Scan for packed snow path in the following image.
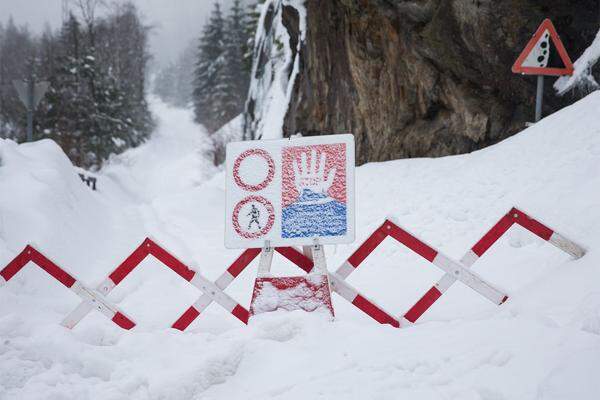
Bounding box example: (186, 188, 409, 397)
(1, 95, 600, 399)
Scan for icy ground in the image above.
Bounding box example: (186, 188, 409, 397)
(1, 95, 600, 399)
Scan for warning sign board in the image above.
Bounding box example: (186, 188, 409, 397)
(512, 19, 573, 76)
(225, 134, 355, 248)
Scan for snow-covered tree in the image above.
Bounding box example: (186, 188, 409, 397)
(14, 3, 155, 168)
(220, 0, 251, 121)
(192, 1, 260, 134)
(193, 2, 227, 132)
(0, 18, 36, 140)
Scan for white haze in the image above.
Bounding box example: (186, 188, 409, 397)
(0, 0, 239, 67)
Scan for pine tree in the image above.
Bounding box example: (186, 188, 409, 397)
(220, 0, 250, 120)
(244, 0, 265, 75)
(0, 6, 153, 166)
(193, 1, 226, 132)
(44, 13, 91, 164)
(0, 18, 36, 140)
(192, 0, 261, 133)
(42, 9, 152, 168)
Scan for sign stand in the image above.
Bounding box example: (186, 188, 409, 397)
(257, 240, 274, 277)
(250, 238, 335, 318)
(227, 134, 354, 319)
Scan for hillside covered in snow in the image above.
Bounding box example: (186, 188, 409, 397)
(0, 93, 599, 399)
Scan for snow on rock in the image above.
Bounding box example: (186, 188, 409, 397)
(555, 29, 600, 95)
(0, 93, 600, 399)
(244, 0, 307, 140)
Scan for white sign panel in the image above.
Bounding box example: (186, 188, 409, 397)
(225, 134, 355, 248)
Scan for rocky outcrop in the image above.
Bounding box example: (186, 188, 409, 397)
(245, 0, 598, 164)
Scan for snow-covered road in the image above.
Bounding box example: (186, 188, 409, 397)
(1, 95, 600, 399)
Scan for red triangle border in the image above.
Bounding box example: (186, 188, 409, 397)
(512, 18, 574, 76)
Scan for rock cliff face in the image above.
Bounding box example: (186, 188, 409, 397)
(246, 0, 598, 164)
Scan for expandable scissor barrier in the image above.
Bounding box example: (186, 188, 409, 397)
(0, 207, 586, 330)
(62, 238, 250, 330)
(404, 207, 584, 322)
(0, 246, 134, 329)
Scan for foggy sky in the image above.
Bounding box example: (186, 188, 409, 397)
(0, 0, 238, 67)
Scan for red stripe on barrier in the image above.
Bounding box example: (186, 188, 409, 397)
(276, 247, 314, 273)
(512, 208, 554, 241)
(109, 241, 150, 285)
(172, 306, 200, 331)
(231, 304, 250, 324)
(0, 247, 32, 282)
(28, 247, 77, 288)
(386, 222, 438, 262)
(146, 240, 196, 282)
(227, 248, 261, 278)
(403, 286, 443, 323)
(471, 214, 514, 257)
(352, 294, 400, 328)
(112, 312, 135, 330)
(347, 225, 388, 268)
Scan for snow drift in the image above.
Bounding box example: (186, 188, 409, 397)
(1, 93, 600, 399)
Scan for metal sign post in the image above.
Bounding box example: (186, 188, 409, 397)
(12, 79, 50, 142)
(535, 75, 544, 122)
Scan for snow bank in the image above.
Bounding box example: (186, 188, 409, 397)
(1, 93, 600, 399)
(0, 138, 112, 280)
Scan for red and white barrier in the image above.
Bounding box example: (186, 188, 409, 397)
(172, 248, 261, 330)
(172, 246, 326, 330)
(404, 207, 585, 322)
(174, 244, 399, 328)
(334, 219, 509, 323)
(0, 207, 586, 330)
(270, 247, 402, 327)
(0, 246, 135, 329)
(63, 238, 250, 329)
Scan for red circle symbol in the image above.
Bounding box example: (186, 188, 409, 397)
(233, 148, 275, 192)
(232, 195, 275, 239)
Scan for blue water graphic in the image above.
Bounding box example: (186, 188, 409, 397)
(282, 189, 347, 238)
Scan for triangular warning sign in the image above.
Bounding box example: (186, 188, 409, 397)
(512, 19, 573, 76)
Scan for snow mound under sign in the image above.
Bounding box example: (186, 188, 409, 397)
(0, 93, 600, 399)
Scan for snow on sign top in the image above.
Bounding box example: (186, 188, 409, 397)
(225, 134, 355, 248)
(512, 19, 573, 76)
